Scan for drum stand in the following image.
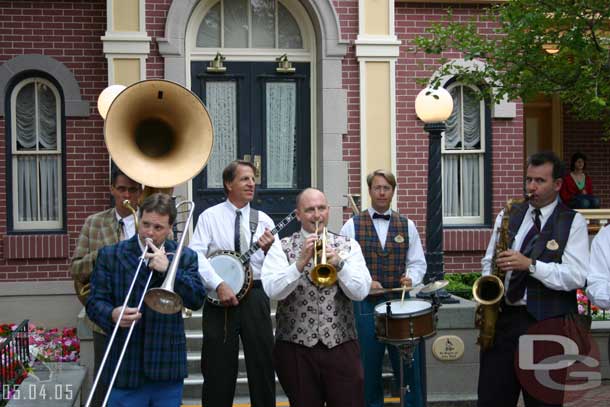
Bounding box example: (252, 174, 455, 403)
(380, 337, 420, 407)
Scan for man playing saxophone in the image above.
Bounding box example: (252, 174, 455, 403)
(477, 151, 589, 407)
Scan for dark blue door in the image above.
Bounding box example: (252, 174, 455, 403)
(191, 61, 310, 236)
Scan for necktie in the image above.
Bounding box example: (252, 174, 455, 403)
(372, 212, 391, 221)
(118, 219, 125, 241)
(506, 208, 541, 303)
(234, 210, 242, 253)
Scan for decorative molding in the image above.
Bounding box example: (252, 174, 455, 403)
(0, 55, 90, 116)
(101, 34, 151, 55)
(355, 37, 401, 58)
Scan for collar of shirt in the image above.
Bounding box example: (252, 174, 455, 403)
(225, 200, 250, 229)
(366, 207, 391, 247)
(300, 228, 317, 240)
(367, 207, 391, 219)
(527, 198, 558, 230)
(115, 211, 136, 240)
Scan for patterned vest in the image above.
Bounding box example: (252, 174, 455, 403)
(507, 201, 577, 320)
(275, 232, 358, 348)
(354, 211, 410, 294)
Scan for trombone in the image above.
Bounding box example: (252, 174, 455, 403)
(85, 200, 196, 407)
(310, 221, 338, 287)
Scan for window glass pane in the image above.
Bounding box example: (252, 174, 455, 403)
(16, 83, 36, 151)
(16, 156, 37, 222)
(278, 3, 302, 49)
(39, 155, 60, 220)
(444, 87, 461, 150)
(442, 155, 460, 217)
(206, 81, 238, 188)
(16, 156, 60, 222)
(462, 86, 481, 150)
(224, 0, 249, 48)
(461, 155, 480, 216)
(266, 82, 297, 188)
(252, 0, 275, 48)
(197, 3, 221, 48)
(37, 82, 57, 150)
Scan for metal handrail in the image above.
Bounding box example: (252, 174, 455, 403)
(0, 320, 30, 402)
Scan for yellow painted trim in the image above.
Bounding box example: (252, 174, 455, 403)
(363, 0, 389, 36)
(365, 61, 392, 178)
(113, 59, 141, 86)
(113, 0, 140, 32)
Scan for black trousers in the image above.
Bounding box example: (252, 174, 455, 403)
(477, 306, 563, 407)
(201, 285, 275, 407)
(273, 340, 365, 407)
(91, 331, 109, 407)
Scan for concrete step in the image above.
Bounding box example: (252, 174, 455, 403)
(183, 373, 285, 400)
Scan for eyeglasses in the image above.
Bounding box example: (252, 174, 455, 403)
(372, 186, 392, 192)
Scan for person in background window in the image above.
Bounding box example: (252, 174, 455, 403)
(70, 168, 141, 406)
(560, 152, 600, 209)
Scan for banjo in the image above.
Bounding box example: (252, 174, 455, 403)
(207, 210, 297, 305)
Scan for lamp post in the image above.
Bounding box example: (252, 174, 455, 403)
(415, 87, 458, 303)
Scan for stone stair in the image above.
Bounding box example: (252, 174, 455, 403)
(182, 306, 396, 406)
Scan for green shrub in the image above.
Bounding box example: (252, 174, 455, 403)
(444, 272, 481, 300)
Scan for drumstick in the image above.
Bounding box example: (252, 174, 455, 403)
(401, 268, 409, 304)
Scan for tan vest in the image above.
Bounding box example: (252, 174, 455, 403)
(275, 232, 357, 348)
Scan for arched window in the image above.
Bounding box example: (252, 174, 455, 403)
(196, 0, 303, 49)
(442, 82, 490, 225)
(8, 77, 63, 231)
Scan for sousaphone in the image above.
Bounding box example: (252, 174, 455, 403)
(74, 80, 214, 306)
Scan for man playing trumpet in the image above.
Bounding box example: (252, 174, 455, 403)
(86, 193, 205, 406)
(340, 170, 427, 407)
(262, 188, 371, 406)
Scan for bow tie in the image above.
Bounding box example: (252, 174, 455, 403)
(372, 213, 390, 220)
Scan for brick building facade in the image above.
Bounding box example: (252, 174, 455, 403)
(0, 0, 607, 300)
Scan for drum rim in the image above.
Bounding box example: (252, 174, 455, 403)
(373, 299, 433, 318)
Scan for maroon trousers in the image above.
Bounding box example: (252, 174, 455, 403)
(273, 339, 365, 407)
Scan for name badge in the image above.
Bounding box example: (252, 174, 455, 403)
(394, 234, 405, 244)
(546, 239, 559, 251)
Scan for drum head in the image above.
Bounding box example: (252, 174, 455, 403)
(374, 299, 431, 317)
(207, 254, 246, 302)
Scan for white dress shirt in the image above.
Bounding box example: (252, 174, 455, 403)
(261, 229, 372, 301)
(340, 208, 427, 286)
(586, 226, 610, 309)
(481, 198, 589, 305)
(190, 201, 278, 291)
(115, 211, 136, 240)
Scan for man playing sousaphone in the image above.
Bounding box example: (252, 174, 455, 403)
(189, 160, 278, 407)
(340, 169, 427, 407)
(70, 167, 141, 407)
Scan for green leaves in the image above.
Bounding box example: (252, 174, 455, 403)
(412, 0, 610, 136)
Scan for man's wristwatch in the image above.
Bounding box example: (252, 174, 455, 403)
(336, 259, 345, 271)
(528, 259, 536, 274)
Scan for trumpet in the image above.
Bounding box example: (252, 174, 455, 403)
(310, 221, 338, 287)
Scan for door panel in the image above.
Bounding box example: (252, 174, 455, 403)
(191, 61, 310, 236)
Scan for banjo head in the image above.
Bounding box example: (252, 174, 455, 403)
(207, 250, 251, 306)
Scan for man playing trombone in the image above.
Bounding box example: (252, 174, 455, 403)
(262, 188, 371, 406)
(86, 193, 205, 406)
(70, 168, 141, 406)
(340, 170, 427, 407)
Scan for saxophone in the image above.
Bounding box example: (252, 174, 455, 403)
(472, 197, 525, 350)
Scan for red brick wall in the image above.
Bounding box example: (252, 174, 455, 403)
(336, 2, 525, 273)
(145, 0, 171, 79)
(0, 0, 108, 281)
(562, 111, 610, 208)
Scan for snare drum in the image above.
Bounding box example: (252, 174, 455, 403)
(374, 299, 436, 342)
(207, 250, 252, 306)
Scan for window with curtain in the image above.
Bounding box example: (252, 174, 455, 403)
(196, 0, 303, 49)
(9, 77, 63, 231)
(442, 83, 486, 225)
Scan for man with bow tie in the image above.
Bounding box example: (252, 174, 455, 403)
(340, 169, 427, 407)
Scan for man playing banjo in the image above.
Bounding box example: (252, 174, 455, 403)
(190, 159, 278, 407)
